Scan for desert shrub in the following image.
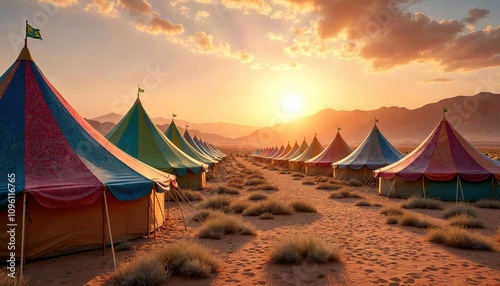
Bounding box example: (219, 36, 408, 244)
(302, 180, 316, 185)
(226, 183, 245, 190)
(245, 178, 266, 186)
(348, 178, 363, 186)
(427, 227, 494, 250)
(400, 197, 443, 210)
(260, 212, 274, 220)
(475, 199, 500, 209)
(269, 235, 341, 264)
(197, 195, 232, 212)
(329, 187, 363, 199)
(315, 176, 330, 183)
(242, 200, 294, 216)
(228, 177, 244, 184)
(246, 174, 265, 180)
(0, 269, 35, 286)
(156, 240, 219, 278)
(230, 200, 251, 214)
(443, 204, 478, 218)
(354, 200, 371, 206)
(248, 192, 268, 201)
(317, 183, 342, 191)
(197, 214, 256, 239)
(253, 184, 279, 191)
(448, 214, 484, 229)
(385, 216, 399, 224)
(214, 185, 241, 195)
(399, 212, 435, 228)
(107, 253, 168, 286)
(115, 240, 133, 251)
(292, 173, 305, 178)
(290, 200, 317, 213)
(380, 207, 404, 216)
(372, 202, 383, 207)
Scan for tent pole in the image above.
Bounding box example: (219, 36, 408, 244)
(147, 194, 151, 239)
(102, 196, 106, 255)
(20, 192, 27, 277)
(455, 176, 459, 203)
(458, 176, 465, 201)
(152, 193, 165, 246)
(103, 191, 117, 270)
(422, 176, 426, 198)
(152, 191, 156, 238)
(387, 177, 396, 198)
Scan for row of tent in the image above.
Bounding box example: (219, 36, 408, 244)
(0, 45, 224, 262)
(252, 117, 500, 201)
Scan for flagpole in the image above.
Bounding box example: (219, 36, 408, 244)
(25, 20, 28, 47)
(137, 85, 139, 98)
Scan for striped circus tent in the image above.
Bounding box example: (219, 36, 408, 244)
(375, 114, 500, 201)
(272, 141, 298, 166)
(106, 98, 208, 189)
(305, 130, 352, 176)
(289, 135, 324, 172)
(274, 138, 308, 168)
(332, 123, 403, 184)
(0, 45, 176, 261)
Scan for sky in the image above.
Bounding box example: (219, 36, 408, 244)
(1, 0, 500, 127)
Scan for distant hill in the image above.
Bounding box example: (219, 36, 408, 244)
(86, 119, 116, 135)
(237, 92, 500, 149)
(90, 112, 124, 125)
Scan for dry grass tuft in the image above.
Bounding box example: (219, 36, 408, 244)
(226, 183, 245, 189)
(107, 253, 168, 286)
(242, 200, 294, 216)
(248, 192, 268, 201)
(315, 176, 330, 183)
(380, 207, 404, 216)
(316, 183, 342, 191)
(229, 200, 251, 214)
(246, 174, 265, 180)
(214, 185, 241, 195)
(385, 216, 399, 224)
(329, 187, 363, 199)
(0, 269, 35, 286)
(348, 178, 363, 186)
(372, 202, 383, 207)
(197, 214, 256, 239)
(156, 240, 220, 278)
(398, 212, 436, 228)
(448, 214, 484, 229)
(245, 178, 266, 186)
(269, 235, 342, 264)
(197, 195, 232, 212)
(427, 227, 494, 250)
(192, 209, 226, 222)
(292, 173, 305, 178)
(400, 197, 443, 210)
(302, 180, 316, 185)
(443, 204, 478, 218)
(475, 199, 500, 209)
(260, 212, 274, 220)
(290, 200, 317, 213)
(253, 184, 279, 191)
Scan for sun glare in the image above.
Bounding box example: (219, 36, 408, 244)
(283, 93, 303, 115)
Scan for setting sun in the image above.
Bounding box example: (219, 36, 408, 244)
(283, 93, 303, 116)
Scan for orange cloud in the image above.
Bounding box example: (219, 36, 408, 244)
(39, 0, 78, 7)
(267, 32, 285, 41)
(423, 78, 453, 83)
(195, 10, 210, 21)
(118, 0, 152, 15)
(188, 31, 216, 53)
(85, 0, 118, 17)
(281, 0, 499, 71)
(221, 0, 272, 15)
(271, 62, 304, 70)
(136, 13, 184, 35)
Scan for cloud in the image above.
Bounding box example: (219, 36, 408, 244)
(118, 0, 152, 15)
(179, 6, 191, 17)
(281, 0, 500, 71)
(136, 13, 184, 35)
(195, 10, 210, 21)
(220, 0, 272, 15)
(170, 0, 188, 7)
(464, 8, 489, 24)
(85, 0, 119, 17)
(422, 78, 453, 83)
(188, 31, 216, 53)
(39, 0, 78, 7)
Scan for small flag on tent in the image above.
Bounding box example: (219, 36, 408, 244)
(443, 106, 448, 113)
(26, 22, 42, 40)
(173, 113, 177, 118)
(338, 127, 342, 131)
(375, 118, 379, 123)
(186, 124, 189, 128)
(138, 87, 145, 93)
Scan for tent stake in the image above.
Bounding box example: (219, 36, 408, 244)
(20, 192, 27, 277)
(103, 191, 117, 270)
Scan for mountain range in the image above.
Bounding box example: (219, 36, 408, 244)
(86, 92, 500, 150)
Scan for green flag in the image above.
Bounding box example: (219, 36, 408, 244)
(338, 127, 342, 131)
(375, 118, 379, 123)
(173, 113, 177, 118)
(443, 106, 448, 113)
(138, 87, 145, 93)
(26, 23, 42, 40)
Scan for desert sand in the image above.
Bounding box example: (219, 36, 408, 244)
(23, 156, 500, 286)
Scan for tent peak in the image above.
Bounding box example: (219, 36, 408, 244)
(17, 44, 33, 62)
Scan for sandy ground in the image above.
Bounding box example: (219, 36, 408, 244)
(23, 156, 500, 285)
